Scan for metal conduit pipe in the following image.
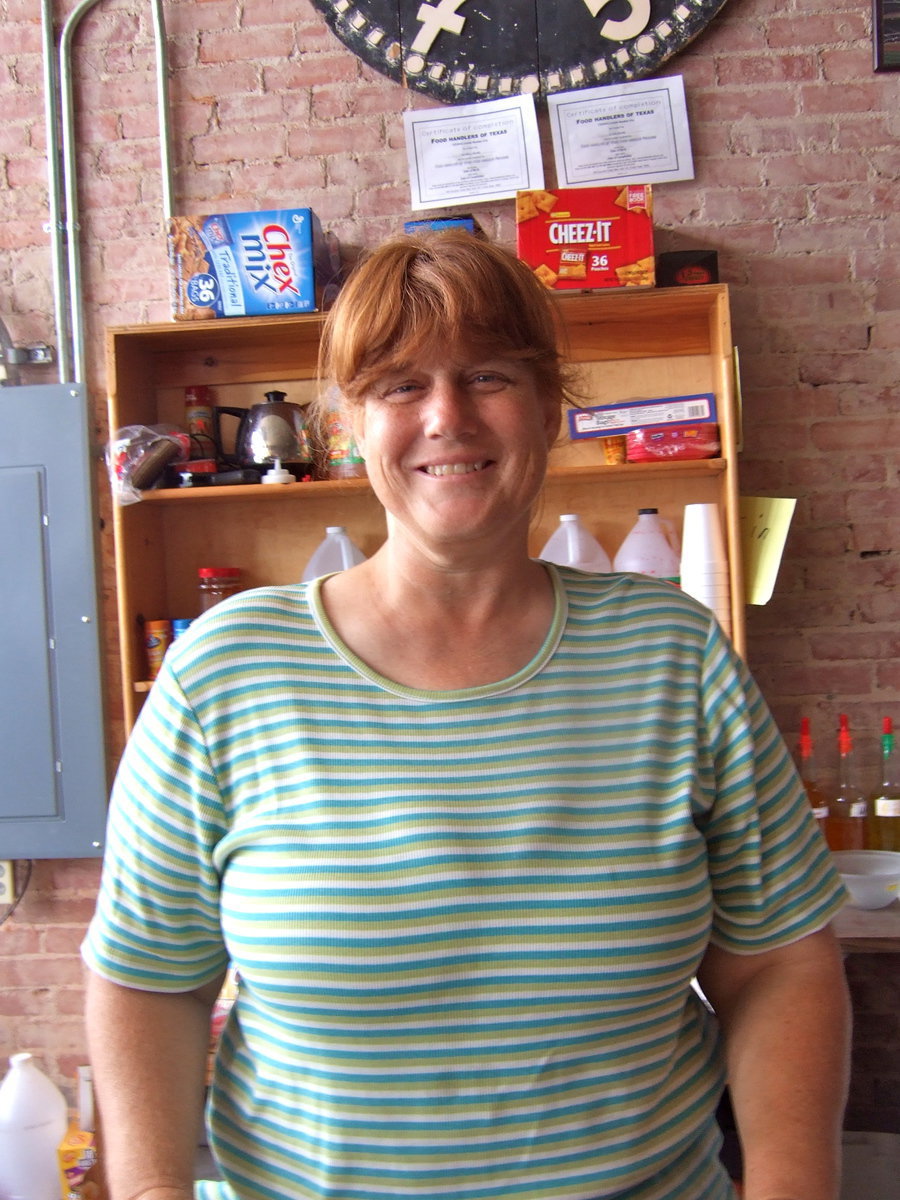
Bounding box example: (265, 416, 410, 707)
(42, 0, 176, 383)
(40, 0, 72, 382)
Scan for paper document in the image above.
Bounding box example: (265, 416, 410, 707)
(739, 497, 797, 605)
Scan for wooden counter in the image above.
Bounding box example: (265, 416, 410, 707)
(835, 901, 900, 953)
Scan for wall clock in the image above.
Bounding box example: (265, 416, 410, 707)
(310, 0, 731, 104)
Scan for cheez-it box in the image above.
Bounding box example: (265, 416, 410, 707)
(516, 185, 654, 292)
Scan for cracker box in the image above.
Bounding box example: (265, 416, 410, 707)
(515, 185, 654, 292)
(568, 393, 718, 440)
(168, 208, 335, 320)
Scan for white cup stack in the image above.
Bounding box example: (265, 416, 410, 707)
(680, 503, 731, 635)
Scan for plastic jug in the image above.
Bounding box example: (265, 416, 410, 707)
(613, 508, 681, 582)
(0, 1053, 68, 1200)
(301, 527, 367, 581)
(539, 514, 611, 573)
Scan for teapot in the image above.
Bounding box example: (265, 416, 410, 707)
(216, 391, 313, 481)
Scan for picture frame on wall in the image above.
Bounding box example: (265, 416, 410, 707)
(874, 0, 900, 70)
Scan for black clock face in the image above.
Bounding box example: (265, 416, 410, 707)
(310, 0, 731, 104)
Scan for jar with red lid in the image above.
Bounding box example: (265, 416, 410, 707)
(198, 566, 243, 612)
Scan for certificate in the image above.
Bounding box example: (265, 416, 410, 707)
(548, 76, 694, 187)
(404, 95, 544, 210)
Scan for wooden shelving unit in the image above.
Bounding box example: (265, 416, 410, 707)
(107, 284, 743, 729)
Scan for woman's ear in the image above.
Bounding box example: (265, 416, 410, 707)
(543, 401, 562, 448)
(349, 402, 366, 456)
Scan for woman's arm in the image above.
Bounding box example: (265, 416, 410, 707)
(697, 925, 851, 1200)
(85, 968, 225, 1200)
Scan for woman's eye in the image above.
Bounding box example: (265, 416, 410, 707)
(378, 381, 422, 401)
(471, 371, 509, 389)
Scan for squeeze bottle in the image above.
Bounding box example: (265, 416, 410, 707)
(612, 508, 681, 582)
(0, 1053, 68, 1200)
(301, 527, 367, 581)
(538, 514, 611, 573)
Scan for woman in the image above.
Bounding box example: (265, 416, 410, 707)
(84, 232, 850, 1200)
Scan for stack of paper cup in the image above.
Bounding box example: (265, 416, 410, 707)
(680, 503, 731, 634)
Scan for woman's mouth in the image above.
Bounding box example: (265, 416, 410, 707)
(421, 461, 490, 477)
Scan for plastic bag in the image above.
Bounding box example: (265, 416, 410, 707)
(107, 425, 190, 505)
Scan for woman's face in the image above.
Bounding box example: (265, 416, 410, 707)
(352, 348, 560, 560)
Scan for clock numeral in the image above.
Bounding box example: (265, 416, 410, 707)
(411, 0, 468, 54)
(582, 0, 651, 41)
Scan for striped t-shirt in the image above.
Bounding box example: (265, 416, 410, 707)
(83, 567, 845, 1200)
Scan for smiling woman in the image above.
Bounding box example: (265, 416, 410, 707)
(84, 231, 851, 1200)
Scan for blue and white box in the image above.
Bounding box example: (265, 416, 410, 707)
(168, 208, 335, 319)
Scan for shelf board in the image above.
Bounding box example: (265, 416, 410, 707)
(131, 458, 727, 505)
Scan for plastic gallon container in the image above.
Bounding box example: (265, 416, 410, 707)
(301, 527, 367, 582)
(613, 508, 681, 582)
(0, 1053, 69, 1200)
(539, 514, 611, 573)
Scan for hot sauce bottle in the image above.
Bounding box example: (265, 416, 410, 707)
(867, 718, 900, 851)
(796, 717, 829, 835)
(824, 713, 867, 851)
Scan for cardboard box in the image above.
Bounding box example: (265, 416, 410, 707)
(568, 392, 718, 440)
(516, 185, 654, 292)
(168, 208, 336, 320)
(656, 249, 719, 287)
(58, 1125, 98, 1200)
(403, 216, 483, 236)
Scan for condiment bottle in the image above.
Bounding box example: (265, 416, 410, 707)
(796, 717, 829, 834)
(184, 385, 217, 462)
(868, 717, 900, 851)
(198, 566, 243, 612)
(143, 618, 172, 679)
(824, 713, 867, 851)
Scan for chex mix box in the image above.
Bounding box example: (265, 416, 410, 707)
(516, 185, 654, 292)
(168, 208, 334, 319)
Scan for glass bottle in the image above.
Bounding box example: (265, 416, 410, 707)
(796, 717, 829, 835)
(824, 713, 867, 851)
(198, 566, 243, 612)
(867, 718, 900, 851)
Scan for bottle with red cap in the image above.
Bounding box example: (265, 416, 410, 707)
(824, 713, 867, 851)
(796, 717, 829, 836)
(198, 566, 243, 612)
(867, 717, 900, 851)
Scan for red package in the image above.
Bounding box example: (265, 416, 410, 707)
(626, 424, 720, 462)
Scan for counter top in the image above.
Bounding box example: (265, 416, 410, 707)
(834, 901, 900, 953)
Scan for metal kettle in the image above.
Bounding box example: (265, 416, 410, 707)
(216, 391, 313, 481)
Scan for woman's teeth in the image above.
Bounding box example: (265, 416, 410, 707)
(424, 461, 487, 476)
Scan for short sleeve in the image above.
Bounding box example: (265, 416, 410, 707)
(81, 656, 230, 991)
(697, 625, 846, 953)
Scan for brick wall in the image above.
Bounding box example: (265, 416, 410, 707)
(1, 0, 897, 1115)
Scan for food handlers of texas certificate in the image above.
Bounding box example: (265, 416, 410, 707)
(403, 95, 544, 210)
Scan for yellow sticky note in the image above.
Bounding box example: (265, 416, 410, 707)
(739, 496, 796, 605)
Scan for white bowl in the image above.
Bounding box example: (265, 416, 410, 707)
(833, 851, 900, 910)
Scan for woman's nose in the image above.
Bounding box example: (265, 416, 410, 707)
(421, 375, 476, 438)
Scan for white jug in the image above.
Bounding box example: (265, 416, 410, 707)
(301, 526, 367, 581)
(539, 514, 611, 573)
(613, 508, 681, 582)
(0, 1053, 68, 1200)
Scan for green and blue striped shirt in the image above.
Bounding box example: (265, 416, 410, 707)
(83, 567, 844, 1200)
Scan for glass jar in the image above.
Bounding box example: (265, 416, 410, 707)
(198, 566, 243, 612)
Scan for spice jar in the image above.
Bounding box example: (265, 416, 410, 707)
(198, 566, 243, 612)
